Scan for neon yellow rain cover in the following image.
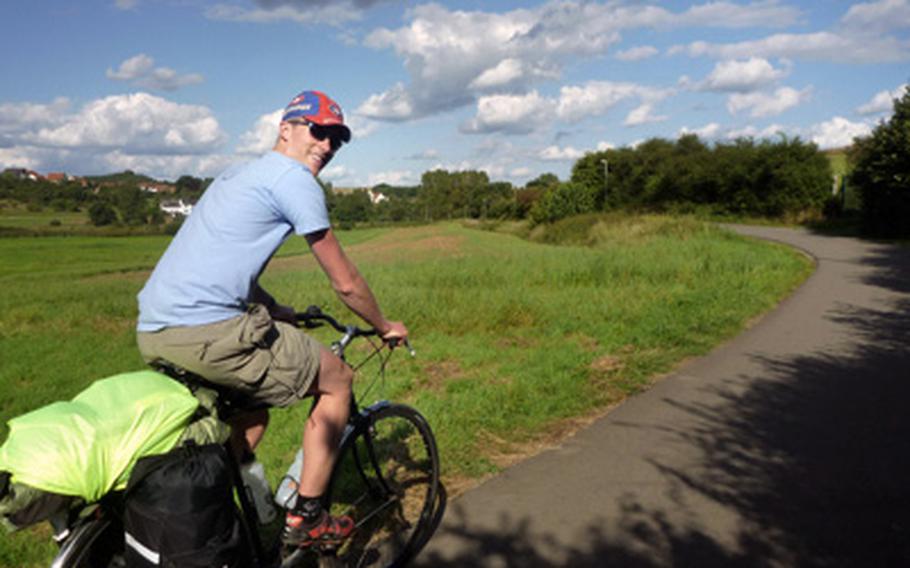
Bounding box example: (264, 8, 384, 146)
(0, 370, 198, 502)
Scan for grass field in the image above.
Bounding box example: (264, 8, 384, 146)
(0, 217, 811, 566)
(825, 148, 848, 179)
(0, 201, 184, 237)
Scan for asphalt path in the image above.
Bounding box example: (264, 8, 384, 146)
(414, 225, 910, 567)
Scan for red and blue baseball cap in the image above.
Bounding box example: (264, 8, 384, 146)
(282, 90, 351, 141)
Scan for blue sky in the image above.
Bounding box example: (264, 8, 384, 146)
(1, 1, 907, 187)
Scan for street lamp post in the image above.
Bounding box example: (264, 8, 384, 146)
(600, 158, 609, 205)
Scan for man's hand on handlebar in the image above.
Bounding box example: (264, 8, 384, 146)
(380, 320, 409, 345)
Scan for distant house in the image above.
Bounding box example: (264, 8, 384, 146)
(43, 172, 88, 185)
(3, 168, 42, 181)
(368, 189, 388, 205)
(159, 199, 194, 217)
(141, 182, 176, 194)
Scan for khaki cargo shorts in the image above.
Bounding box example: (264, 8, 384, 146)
(137, 304, 323, 409)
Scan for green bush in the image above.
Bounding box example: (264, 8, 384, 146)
(529, 181, 598, 225)
(88, 202, 117, 226)
(850, 85, 910, 238)
(571, 134, 831, 220)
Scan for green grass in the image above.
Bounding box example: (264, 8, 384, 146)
(0, 202, 182, 237)
(0, 207, 88, 230)
(826, 149, 848, 179)
(0, 217, 811, 566)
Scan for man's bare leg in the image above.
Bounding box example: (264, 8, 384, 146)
(298, 346, 353, 496)
(229, 408, 269, 459)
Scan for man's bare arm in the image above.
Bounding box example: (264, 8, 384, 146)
(306, 228, 407, 339)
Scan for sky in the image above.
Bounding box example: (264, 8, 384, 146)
(1, 1, 908, 188)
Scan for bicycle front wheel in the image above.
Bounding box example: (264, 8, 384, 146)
(326, 403, 440, 568)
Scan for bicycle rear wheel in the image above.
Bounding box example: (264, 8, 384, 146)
(325, 403, 440, 568)
(50, 512, 125, 568)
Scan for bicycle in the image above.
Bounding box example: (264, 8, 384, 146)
(47, 305, 442, 568)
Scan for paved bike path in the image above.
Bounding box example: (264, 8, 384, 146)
(415, 225, 910, 567)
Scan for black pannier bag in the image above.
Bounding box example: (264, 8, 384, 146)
(123, 442, 250, 567)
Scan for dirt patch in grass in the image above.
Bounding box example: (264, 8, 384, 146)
(570, 333, 601, 352)
(495, 335, 540, 350)
(79, 269, 152, 283)
(589, 354, 624, 374)
(417, 359, 466, 393)
(347, 229, 465, 265)
(89, 316, 136, 335)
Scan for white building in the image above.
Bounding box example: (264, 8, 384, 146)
(368, 189, 388, 205)
(159, 199, 194, 217)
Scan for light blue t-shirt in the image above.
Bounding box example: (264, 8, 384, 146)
(137, 151, 330, 332)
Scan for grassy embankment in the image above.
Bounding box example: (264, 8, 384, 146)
(0, 216, 811, 566)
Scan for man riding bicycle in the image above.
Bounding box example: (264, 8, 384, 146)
(135, 89, 408, 548)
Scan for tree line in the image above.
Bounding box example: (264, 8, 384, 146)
(323, 134, 836, 228)
(0, 172, 212, 229)
(848, 84, 910, 238)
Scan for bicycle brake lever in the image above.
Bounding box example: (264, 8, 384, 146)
(388, 337, 415, 357)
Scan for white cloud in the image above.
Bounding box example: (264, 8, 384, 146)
(857, 84, 908, 115)
(357, 83, 415, 122)
(457, 79, 674, 134)
(842, 0, 910, 34)
(0, 94, 229, 179)
(236, 109, 282, 155)
(107, 54, 203, 91)
(114, 0, 138, 10)
(359, 1, 804, 122)
(725, 123, 791, 140)
(538, 145, 585, 161)
(676, 1, 801, 28)
(107, 54, 154, 80)
(615, 45, 658, 61)
(0, 98, 71, 136)
(469, 59, 528, 90)
(679, 122, 722, 139)
(405, 149, 440, 160)
(343, 114, 380, 140)
(624, 103, 667, 126)
(557, 81, 672, 123)
(28, 93, 224, 152)
(462, 91, 553, 134)
(810, 116, 873, 149)
(727, 86, 811, 117)
(206, 0, 387, 26)
(671, 31, 910, 64)
(0, 147, 42, 170)
(320, 164, 353, 184)
(367, 170, 417, 186)
(100, 150, 239, 181)
(596, 141, 615, 151)
(698, 57, 789, 92)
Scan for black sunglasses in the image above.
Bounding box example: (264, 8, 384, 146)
(290, 120, 350, 151)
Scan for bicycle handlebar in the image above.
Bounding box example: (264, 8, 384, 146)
(295, 305, 415, 356)
(296, 305, 375, 335)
